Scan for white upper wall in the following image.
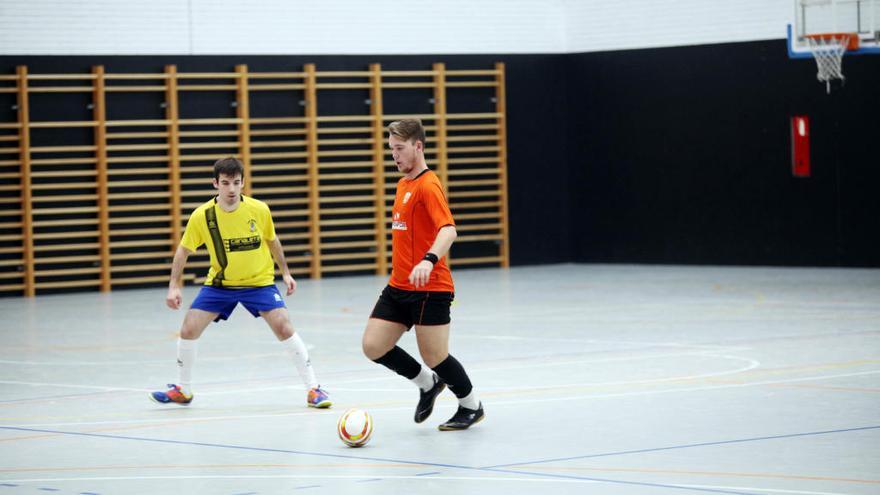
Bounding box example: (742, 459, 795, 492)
(0, 0, 792, 55)
(563, 0, 791, 53)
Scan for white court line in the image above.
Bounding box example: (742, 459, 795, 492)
(459, 335, 751, 352)
(0, 352, 289, 367)
(0, 350, 720, 396)
(172, 350, 756, 395)
(0, 474, 596, 484)
(4, 370, 878, 429)
(487, 370, 880, 407)
(193, 351, 758, 395)
(471, 354, 760, 391)
(0, 474, 864, 494)
(678, 483, 856, 495)
(0, 381, 150, 392)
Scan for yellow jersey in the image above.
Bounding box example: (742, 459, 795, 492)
(180, 195, 277, 287)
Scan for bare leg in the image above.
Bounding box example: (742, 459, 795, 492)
(362, 318, 408, 360)
(413, 324, 450, 368)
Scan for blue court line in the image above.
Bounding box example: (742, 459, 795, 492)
(483, 468, 760, 495)
(0, 425, 475, 470)
(485, 425, 880, 469)
(5, 425, 870, 495)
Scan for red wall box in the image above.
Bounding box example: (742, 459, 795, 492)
(791, 115, 811, 178)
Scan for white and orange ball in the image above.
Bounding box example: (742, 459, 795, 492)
(337, 408, 373, 448)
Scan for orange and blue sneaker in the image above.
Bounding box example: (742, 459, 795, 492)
(307, 386, 332, 408)
(150, 384, 193, 405)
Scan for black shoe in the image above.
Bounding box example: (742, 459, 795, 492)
(438, 402, 484, 431)
(414, 376, 446, 423)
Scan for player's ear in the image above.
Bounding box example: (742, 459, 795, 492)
(212, 178, 219, 189)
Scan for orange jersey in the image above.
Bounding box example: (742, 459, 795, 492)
(389, 169, 455, 292)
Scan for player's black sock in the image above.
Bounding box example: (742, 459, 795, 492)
(373, 346, 421, 380)
(432, 354, 473, 399)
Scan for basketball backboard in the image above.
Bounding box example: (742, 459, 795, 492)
(789, 0, 880, 58)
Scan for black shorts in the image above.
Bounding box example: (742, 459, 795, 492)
(370, 285, 454, 329)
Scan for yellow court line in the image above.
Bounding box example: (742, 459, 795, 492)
(766, 383, 880, 393)
(519, 466, 880, 485)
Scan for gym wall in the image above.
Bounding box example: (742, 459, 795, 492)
(2, 1, 877, 286)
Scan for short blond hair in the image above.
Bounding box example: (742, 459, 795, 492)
(388, 119, 427, 147)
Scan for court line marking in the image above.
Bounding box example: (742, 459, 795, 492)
(520, 466, 878, 485)
(0, 349, 749, 403)
(484, 425, 880, 468)
(485, 369, 880, 406)
(0, 353, 757, 427)
(0, 474, 598, 484)
(3, 424, 877, 495)
(3, 463, 874, 487)
(0, 352, 283, 367)
(676, 484, 856, 495)
(2, 369, 877, 429)
(0, 426, 767, 495)
(0, 381, 150, 392)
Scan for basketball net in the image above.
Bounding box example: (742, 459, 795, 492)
(806, 34, 851, 94)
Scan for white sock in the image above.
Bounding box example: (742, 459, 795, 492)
(458, 390, 480, 410)
(281, 333, 318, 390)
(411, 365, 437, 392)
(177, 338, 197, 396)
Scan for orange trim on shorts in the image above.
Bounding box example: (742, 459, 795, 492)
(417, 292, 430, 325)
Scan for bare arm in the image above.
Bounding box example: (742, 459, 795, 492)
(166, 245, 193, 309)
(409, 225, 457, 288)
(268, 237, 296, 295)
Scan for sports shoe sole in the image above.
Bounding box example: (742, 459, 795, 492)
(149, 393, 191, 406)
(308, 400, 333, 409)
(438, 411, 485, 431)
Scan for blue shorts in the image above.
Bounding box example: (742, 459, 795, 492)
(190, 285, 286, 322)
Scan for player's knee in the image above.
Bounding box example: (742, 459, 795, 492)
(274, 321, 294, 341)
(179, 326, 200, 340)
(362, 337, 387, 361)
(420, 349, 448, 368)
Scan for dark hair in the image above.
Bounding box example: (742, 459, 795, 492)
(388, 119, 427, 147)
(213, 157, 244, 180)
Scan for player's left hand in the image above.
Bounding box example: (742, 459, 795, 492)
(283, 274, 296, 295)
(408, 260, 434, 288)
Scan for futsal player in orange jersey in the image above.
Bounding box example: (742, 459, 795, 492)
(361, 119, 484, 430)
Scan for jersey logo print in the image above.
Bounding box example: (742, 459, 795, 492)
(392, 212, 407, 231)
(224, 236, 261, 252)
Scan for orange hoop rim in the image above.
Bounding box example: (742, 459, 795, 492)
(804, 32, 860, 51)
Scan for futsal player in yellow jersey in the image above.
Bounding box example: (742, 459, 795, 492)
(150, 157, 331, 408)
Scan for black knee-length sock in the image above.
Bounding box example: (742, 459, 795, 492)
(431, 354, 473, 398)
(372, 346, 421, 380)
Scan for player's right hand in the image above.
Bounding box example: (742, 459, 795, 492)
(166, 286, 182, 310)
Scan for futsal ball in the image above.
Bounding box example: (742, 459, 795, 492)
(337, 408, 373, 448)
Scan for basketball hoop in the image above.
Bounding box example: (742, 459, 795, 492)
(805, 33, 857, 93)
